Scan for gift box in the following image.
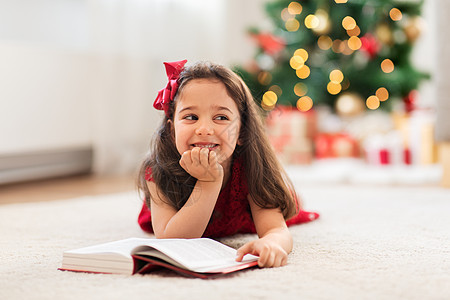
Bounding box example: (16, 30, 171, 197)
(265, 106, 316, 164)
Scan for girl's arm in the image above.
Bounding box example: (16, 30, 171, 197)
(235, 195, 293, 268)
(149, 147, 223, 238)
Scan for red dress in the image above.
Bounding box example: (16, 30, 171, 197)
(138, 157, 319, 238)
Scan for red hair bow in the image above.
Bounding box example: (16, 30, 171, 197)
(153, 60, 187, 116)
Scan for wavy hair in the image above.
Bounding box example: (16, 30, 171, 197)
(137, 61, 299, 219)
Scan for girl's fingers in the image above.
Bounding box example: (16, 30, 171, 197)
(199, 148, 209, 167)
(273, 254, 284, 268)
(235, 242, 255, 262)
(280, 255, 288, 267)
(190, 147, 200, 165)
(180, 151, 192, 167)
(209, 150, 217, 165)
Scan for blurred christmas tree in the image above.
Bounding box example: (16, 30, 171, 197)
(235, 0, 430, 116)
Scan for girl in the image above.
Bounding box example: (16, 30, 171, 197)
(137, 60, 318, 268)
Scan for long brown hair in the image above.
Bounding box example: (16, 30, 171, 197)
(138, 61, 299, 219)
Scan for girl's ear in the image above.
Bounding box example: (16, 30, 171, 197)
(167, 119, 174, 137)
(236, 132, 243, 146)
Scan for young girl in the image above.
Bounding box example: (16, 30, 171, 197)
(137, 60, 318, 268)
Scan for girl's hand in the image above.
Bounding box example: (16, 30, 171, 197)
(235, 238, 288, 268)
(179, 147, 223, 182)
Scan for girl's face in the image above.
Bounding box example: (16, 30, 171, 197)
(172, 79, 241, 169)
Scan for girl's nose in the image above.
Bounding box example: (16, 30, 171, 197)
(195, 121, 214, 135)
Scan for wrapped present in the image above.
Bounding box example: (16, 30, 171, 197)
(265, 106, 316, 164)
(314, 133, 360, 159)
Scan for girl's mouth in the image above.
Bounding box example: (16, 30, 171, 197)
(192, 144, 219, 150)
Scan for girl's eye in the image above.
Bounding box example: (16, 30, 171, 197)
(184, 114, 198, 121)
(215, 115, 229, 121)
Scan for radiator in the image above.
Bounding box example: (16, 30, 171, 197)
(0, 147, 92, 185)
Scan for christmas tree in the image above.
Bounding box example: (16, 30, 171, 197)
(235, 0, 429, 116)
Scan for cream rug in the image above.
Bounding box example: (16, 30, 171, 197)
(1, 183, 449, 300)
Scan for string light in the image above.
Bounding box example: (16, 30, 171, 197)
(257, 71, 272, 85)
(305, 14, 320, 29)
(376, 87, 389, 101)
(342, 79, 350, 90)
(347, 25, 361, 37)
(290, 55, 305, 70)
(262, 91, 278, 107)
(327, 82, 342, 95)
(269, 85, 283, 97)
(313, 9, 331, 34)
(342, 16, 357, 30)
(294, 48, 309, 62)
(294, 82, 308, 96)
(332, 39, 345, 53)
(296, 65, 310, 79)
(381, 59, 395, 73)
(281, 8, 293, 22)
(390, 8, 402, 21)
(330, 69, 344, 83)
(285, 18, 300, 31)
(261, 101, 275, 111)
(318, 36, 333, 50)
(366, 95, 380, 110)
(296, 96, 313, 112)
(347, 36, 362, 50)
(342, 41, 354, 55)
(288, 2, 303, 15)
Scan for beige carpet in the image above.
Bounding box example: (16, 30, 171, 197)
(1, 183, 449, 300)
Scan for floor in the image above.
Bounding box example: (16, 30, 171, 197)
(0, 174, 136, 205)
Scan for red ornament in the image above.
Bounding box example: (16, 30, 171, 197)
(360, 33, 380, 59)
(251, 33, 286, 56)
(403, 90, 418, 113)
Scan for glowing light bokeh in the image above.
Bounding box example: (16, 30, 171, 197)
(305, 14, 320, 29)
(313, 9, 331, 34)
(288, 2, 303, 15)
(381, 59, 395, 73)
(327, 82, 342, 95)
(318, 36, 333, 50)
(330, 69, 344, 83)
(262, 91, 278, 107)
(366, 95, 380, 110)
(294, 48, 309, 62)
(342, 16, 357, 30)
(290, 55, 305, 70)
(347, 25, 361, 37)
(294, 82, 308, 96)
(281, 8, 292, 22)
(269, 85, 283, 97)
(296, 65, 311, 79)
(332, 39, 345, 53)
(390, 8, 403, 21)
(348, 36, 362, 50)
(257, 71, 272, 85)
(296, 96, 313, 112)
(285, 18, 300, 31)
(376, 87, 389, 101)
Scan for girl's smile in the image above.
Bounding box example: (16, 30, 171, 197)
(172, 79, 241, 169)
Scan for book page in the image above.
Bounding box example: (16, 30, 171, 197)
(65, 238, 154, 261)
(133, 238, 258, 272)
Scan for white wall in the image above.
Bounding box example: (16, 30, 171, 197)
(0, 43, 93, 153)
(0, 0, 269, 175)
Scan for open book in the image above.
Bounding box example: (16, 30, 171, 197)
(59, 238, 259, 279)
